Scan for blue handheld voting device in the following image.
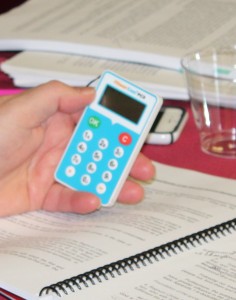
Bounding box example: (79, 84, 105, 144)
(55, 71, 163, 206)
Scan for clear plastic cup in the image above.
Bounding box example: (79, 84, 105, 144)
(182, 46, 236, 158)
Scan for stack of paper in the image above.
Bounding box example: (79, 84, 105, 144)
(0, 0, 235, 99)
(1, 51, 188, 100)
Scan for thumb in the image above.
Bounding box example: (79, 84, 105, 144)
(2, 81, 96, 127)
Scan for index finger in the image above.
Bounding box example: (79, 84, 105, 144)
(1, 81, 96, 127)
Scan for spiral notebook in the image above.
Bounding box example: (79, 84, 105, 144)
(39, 218, 236, 300)
(1, 162, 236, 300)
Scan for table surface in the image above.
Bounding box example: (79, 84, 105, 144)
(0, 1, 235, 300)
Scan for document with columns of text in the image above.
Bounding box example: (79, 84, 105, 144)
(0, 0, 236, 70)
(0, 162, 236, 299)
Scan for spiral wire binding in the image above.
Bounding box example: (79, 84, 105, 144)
(39, 218, 236, 297)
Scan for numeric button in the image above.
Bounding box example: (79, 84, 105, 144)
(71, 154, 81, 165)
(92, 150, 103, 161)
(87, 162, 97, 174)
(98, 138, 109, 150)
(77, 142, 87, 153)
(102, 171, 112, 182)
(114, 147, 124, 158)
(83, 130, 93, 141)
(108, 159, 118, 170)
(81, 174, 91, 186)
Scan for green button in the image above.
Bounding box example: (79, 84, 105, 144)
(88, 116, 101, 128)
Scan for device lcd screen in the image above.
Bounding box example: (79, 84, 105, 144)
(99, 85, 146, 124)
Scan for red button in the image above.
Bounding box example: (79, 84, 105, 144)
(119, 133, 132, 145)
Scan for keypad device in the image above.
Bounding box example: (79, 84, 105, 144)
(55, 71, 163, 206)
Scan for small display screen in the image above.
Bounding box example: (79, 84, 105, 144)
(99, 85, 145, 123)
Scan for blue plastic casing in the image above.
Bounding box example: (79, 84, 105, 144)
(55, 71, 163, 206)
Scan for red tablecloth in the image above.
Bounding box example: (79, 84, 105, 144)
(142, 99, 236, 180)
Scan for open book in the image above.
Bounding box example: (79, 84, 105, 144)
(0, 162, 236, 300)
(0, 51, 188, 100)
(0, 0, 236, 70)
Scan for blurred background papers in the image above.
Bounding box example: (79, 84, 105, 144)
(0, 51, 188, 100)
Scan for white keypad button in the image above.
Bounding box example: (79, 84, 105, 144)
(87, 162, 97, 174)
(98, 138, 109, 150)
(81, 174, 91, 185)
(108, 159, 118, 170)
(92, 150, 103, 161)
(77, 142, 87, 153)
(114, 146, 124, 158)
(102, 171, 112, 182)
(96, 183, 106, 194)
(83, 130, 93, 141)
(71, 154, 81, 165)
(65, 166, 76, 177)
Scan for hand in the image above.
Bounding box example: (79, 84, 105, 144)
(0, 81, 155, 217)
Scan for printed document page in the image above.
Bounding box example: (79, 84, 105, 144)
(0, 0, 236, 69)
(1, 162, 236, 299)
(77, 231, 236, 300)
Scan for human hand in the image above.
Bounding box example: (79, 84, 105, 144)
(0, 81, 155, 217)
